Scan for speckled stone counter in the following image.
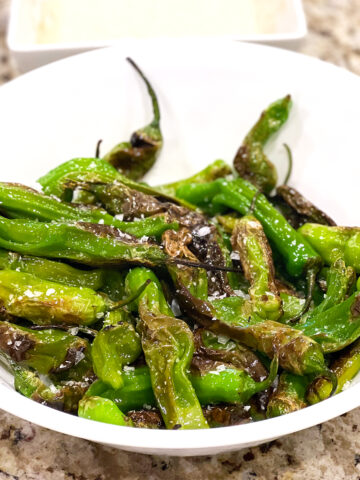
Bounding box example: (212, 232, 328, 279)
(1, 1, 360, 479)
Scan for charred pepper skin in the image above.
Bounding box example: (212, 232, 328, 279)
(266, 372, 308, 417)
(0, 321, 90, 374)
(0, 182, 175, 240)
(233, 95, 292, 194)
(298, 224, 360, 273)
(14, 366, 89, 413)
(103, 58, 162, 181)
(176, 177, 322, 278)
(125, 267, 209, 429)
(231, 215, 283, 321)
(0, 216, 167, 268)
(78, 396, 134, 427)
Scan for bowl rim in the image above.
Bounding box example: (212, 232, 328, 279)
(1, 40, 360, 455)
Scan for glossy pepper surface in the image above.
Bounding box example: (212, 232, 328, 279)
(231, 215, 282, 321)
(0, 216, 167, 267)
(233, 95, 292, 194)
(78, 396, 134, 426)
(299, 224, 360, 273)
(125, 267, 209, 429)
(266, 372, 307, 417)
(0, 320, 89, 374)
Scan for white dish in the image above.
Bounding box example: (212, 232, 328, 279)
(0, 41, 360, 456)
(7, 0, 307, 72)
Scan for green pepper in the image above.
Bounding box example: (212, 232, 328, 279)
(78, 396, 134, 427)
(14, 365, 89, 413)
(307, 338, 360, 404)
(0, 249, 106, 290)
(0, 270, 109, 326)
(0, 216, 167, 268)
(233, 95, 292, 194)
(125, 267, 208, 429)
(297, 292, 360, 353)
(91, 310, 142, 390)
(231, 215, 282, 321)
(0, 183, 175, 240)
(190, 355, 278, 405)
(299, 224, 360, 273)
(266, 372, 308, 417)
(102, 58, 162, 180)
(156, 160, 232, 197)
(0, 320, 89, 374)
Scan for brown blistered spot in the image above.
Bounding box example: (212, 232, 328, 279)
(127, 409, 164, 429)
(51, 345, 85, 373)
(76, 222, 139, 243)
(203, 404, 251, 427)
(1, 182, 41, 195)
(0, 323, 35, 362)
(351, 294, 360, 318)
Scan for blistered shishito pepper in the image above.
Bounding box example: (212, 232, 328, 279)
(91, 309, 142, 390)
(307, 338, 360, 404)
(38, 157, 195, 209)
(231, 215, 282, 321)
(233, 95, 292, 194)
(305, 258, 355, 320)
(0, 320, 89, 374)
(0, 270, 109, 325)
(0, 183, 175, 240)
(156, 160, 232, 197)
(0, 249, 106, 290)
(78, 396, 134, 427)
(14, 365, 88, 413)
(0, 216, 167, 268)
(276, 185, 336, 226)
(266, 372, 308, 417)
(125, 267, 208, 429)
(103, 58, 162, 180)
(299, 223, 360, 273)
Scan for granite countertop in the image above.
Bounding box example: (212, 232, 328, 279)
(1, 1, 360, 479)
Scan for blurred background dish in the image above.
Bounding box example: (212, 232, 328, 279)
(7, 0, 307, 72)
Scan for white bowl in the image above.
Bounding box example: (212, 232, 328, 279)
(1, 41, 360, 456)
(7, 0, 307, 72)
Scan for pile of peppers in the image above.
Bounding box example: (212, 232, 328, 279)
(2, 58, 360, 431)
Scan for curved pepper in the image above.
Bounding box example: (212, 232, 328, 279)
(91, 309, 142, 390)
(0, 320, 89, 374)
(125, 267, 208, 429)
(0, 270, 109, 326)
(0, 216, 167, 268)
(103, 58, 162, 180)
(14, 365, 89, 413)
(78, 396, 134, 427)
(233, 95, 292, 194)
(231, 215, 282, 321)
(307, 338, 360, 404)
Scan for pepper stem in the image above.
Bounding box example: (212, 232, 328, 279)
(254, 355, 279, 393)
(289, 265, 318, 323)
(95, 139, 103, 158)
(109, 279, 152, 311)
(126, 57, 160, 128)
(283, 143, 293, 185)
